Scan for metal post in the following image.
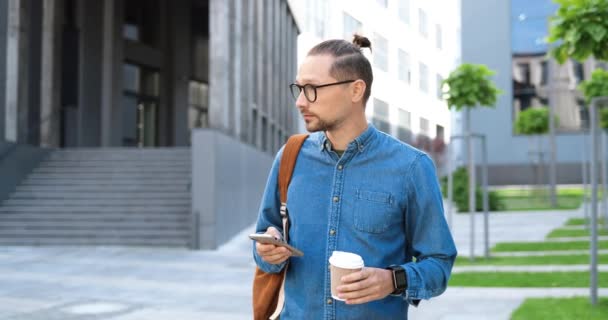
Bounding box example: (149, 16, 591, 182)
(601, 131, 608, 230)
(480, 134, 490, 258)
(589, 97, 601, 306)
(466, 109, 476, 261)
(547, 60, 558, 207)
(447, 143, 454, 230)
(582, 132, 589, 229)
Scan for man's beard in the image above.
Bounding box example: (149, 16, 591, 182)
(305, 116, 339, 133)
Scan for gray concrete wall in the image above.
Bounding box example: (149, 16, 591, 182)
(0, 0, 7, 141)
(191, 129, 273, 249)
(461, 0, 590, 184)
(0, 142, 50, 203)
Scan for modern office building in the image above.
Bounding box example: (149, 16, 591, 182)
(0, 0, 300, 248)
(458, 0, 604, 185)
(290, 0, 462, 175)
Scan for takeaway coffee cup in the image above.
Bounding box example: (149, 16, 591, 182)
(329, 251, 365, 301)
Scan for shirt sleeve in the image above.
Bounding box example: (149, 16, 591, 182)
(252, 146, 288, 273)
(401, 153, 458, 305)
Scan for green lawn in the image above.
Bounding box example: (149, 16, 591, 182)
(547, 228, 608, 238)
(492, 240, 608, 252)
(492, 187, 591, 211)
(566, 218, 607, 226)
(449, 271, 608, 287)
(454, 255, 608, 266)
(511, 297, 608, 320)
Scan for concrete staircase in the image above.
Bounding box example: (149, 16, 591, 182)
(0, 148, 192, 247)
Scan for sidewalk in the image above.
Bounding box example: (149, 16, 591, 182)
(0, 208, 605, 319)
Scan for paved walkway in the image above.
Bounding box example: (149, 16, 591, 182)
(0, 208, 606, 319)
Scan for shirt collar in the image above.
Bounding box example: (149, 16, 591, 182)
(318, 123, 377, 153)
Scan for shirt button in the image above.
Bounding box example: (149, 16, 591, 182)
(327, 298, 333, 305)
(329, 229, 336, 236)
(333, 196, 339, 202)
(337, 165, 343, 170)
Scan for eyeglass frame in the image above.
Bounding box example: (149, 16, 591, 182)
(289, 80, 356, 103)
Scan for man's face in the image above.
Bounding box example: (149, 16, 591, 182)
(294, 54, 355, 133)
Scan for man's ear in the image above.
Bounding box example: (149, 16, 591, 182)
(351, 79, 366, 103)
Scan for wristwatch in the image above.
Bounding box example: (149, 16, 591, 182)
(386, 265, 407, 295)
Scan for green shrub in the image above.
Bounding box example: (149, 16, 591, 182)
(440, 167, 505, 212)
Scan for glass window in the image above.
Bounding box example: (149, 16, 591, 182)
(398, 0, 410, 24)
(436, 74, 444, 100)
(419, 62, 429, 92)
(343, 13, 362, 40)
(436, 125, 445, 140)
(376, 0, 388, 7)
(398, 49, 411, 84)
(123, 0, 160, 47)
(188, 80, 209, 129)
(418, 9, 428, 38)
(420, 117, 430, 135)
(374, 99, 390, 119)
(398, 109, 411, 129)
(435, 24, 442, 49)
(374, 34, 389, 72)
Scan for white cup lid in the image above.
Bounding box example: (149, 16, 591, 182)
(329, 251, 364, 269)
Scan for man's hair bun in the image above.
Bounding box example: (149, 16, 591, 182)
(352, 34, 372, 52)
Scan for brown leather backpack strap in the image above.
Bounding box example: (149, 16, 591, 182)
(277, 134, 308, 242)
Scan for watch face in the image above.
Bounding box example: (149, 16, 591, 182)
(394, 268, 407, 289)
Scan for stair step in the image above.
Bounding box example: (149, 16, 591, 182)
(9, 192, 190, 200)
(20, 179, 189, 186)
(33, 168, 190, 174)
(25, 173, 190, 179)
(15, 185, 189, 192)
(0, 206, 189, 213)
(0, 212, 188, 221)
(0, 228, 189, 237)
(0, 237, 189, 247)
(3, 199, 189, 206)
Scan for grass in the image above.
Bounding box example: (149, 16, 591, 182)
(547, 228, 608, 238)
(454, 255, 608, 266)
(449, 271, 608, 287)
(492, 187, 595, 211)
(511, 297, 608, 320)
(566, 218, 607, 226)
(492, 240, 608, 252)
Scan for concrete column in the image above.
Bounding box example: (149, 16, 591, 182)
(208, 0, 230, 133)
(5, 0, 29, 143)
(255, 0, 263, 149)
(100, 0, 119, 147)
(170, 1, 190, 147)
(280, 0, 287, 134)
(232, 0, 242, 140)
(40, 0, 63, 147)
(0, 0, 7, 141)
(26, 0, 42, 146)
(77, 0, 103, 147)
(239, 0, 251, 143)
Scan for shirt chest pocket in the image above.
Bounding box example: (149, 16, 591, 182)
(353, 189, 397, 234)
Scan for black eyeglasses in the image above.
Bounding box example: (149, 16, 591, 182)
(289, 80, 356, 103)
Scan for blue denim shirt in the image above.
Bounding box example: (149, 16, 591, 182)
(253, 124, 457, 320)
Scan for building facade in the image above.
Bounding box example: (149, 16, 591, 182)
(0, 0, 300, 153)
(458, 0, 604, 185)
(290, 0, 462, 175)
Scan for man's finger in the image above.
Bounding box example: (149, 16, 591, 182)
(341, 268, 368, 284)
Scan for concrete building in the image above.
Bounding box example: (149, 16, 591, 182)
(290, 0, 462, 175)
(458, 0, 605, 185)
(0, 0, 300, 249)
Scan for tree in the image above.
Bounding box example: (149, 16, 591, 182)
(548, 0, 608, 306)
(443, 63, 501, 260)
(514, 107, 560, 199)
(547, 0, 608, 63)
(579, 69, 608, 130)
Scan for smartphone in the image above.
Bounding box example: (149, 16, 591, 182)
(249, 233, 304, 257)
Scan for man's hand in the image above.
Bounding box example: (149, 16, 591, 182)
(255, 226, 292, 265)
(336, 267, 395, 304)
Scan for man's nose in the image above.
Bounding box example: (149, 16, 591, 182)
(295, 90, 309, 109)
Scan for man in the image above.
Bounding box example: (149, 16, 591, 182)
(253, 36, 457, 319)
